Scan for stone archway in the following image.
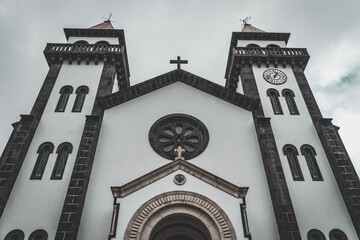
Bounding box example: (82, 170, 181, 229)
(124, 191, 237, 240)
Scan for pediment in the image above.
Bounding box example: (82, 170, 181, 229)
(99, 69, 259, 112)
(111, 159, 248, 198)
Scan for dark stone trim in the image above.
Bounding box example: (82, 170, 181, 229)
(239, 66, 301, 240)
(55, 64, 115, 240)
(63, 27, 129, 79)
(99, 69, 259, 112)
(293, 66, 360, 238)
(230, 32, 291, 46)
(148, 113, 209, 160)
(0, 64, 62, 217)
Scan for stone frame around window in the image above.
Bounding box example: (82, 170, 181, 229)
(149, 114, 209, 161)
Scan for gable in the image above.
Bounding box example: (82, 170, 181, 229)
(99, 69, 259, 111)
(111, 159, 248, 198)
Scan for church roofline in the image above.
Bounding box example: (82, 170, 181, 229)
(99, 69, 259, 112)
(63, 28, 125, 42)
(111, 159, 248, 198)
(230, 31, 291, 46)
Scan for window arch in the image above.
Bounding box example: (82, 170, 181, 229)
(283, 144, 304, 181)
(55, 86, 73, 112)
(51, 142, 73, 179)
(267, 89, 283, 115)
(267, 44, 281, 48)
(301, 145, 323, 181)
(307, 229, 326, 240)
(72, 86, 89, 112)
(246, 43, 260, 48)
(5, 229, 25, 240)
(31, 142, 54, 179)
(73, 40, 89, 45)
(282, 89, 299, 115)
(29, 229, 48, 240)
(329, 229, 348, 240)
(95, 40, 110, 45)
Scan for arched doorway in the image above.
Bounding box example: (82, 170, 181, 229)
(149, 214, 211, 240)
(124, 191, 236, 240)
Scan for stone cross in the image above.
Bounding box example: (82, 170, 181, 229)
(174, 146, 185, 160)
(170, 56, 188, 69)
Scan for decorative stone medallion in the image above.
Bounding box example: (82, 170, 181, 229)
(149, 114, 209, 160)
(263, 68, 287, 85)
(173, 174, 186, 185)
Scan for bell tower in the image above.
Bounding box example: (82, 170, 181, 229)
(225, 22, 360, 239)
(0, 21, 130, 239)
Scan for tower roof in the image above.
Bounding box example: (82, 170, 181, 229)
(89, 20, 114, 29)
(241, 23, 266, 33)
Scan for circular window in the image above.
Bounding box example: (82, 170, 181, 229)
(329, 229, 348, 240)
(307, 229, 325, 240)
(149, 114, 209, 160)
(29, 229, 48, 240)
(5, 229, 24, 240)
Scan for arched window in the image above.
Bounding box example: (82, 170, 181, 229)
(72, 86, 89, 112)
(31, 142, 54, 179)
(29, 229, 48, 240)
(301, 145, 323, 181)
(51, 142, 73, 180)
(5, 229, 25, 240)
(282, 89, 299, 115)
(267, 44, 281, 48)
(307, 229, 326, 240)
(246, 43, 260, 48)
(329, 229, 348, 240)
(267, 89, 283, 114)
(95, 40, 110, 45)
(55, 86, 73, 112)
(73, 40, 89, 45)
(283, 144, 304, 181)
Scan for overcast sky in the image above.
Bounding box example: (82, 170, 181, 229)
(0, 0, 359, 172)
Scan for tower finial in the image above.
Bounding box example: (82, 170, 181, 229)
(239, 16, 251, 30)
(102, 13, 117, 23)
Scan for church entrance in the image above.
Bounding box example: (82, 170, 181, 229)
(123, 191, 237, 240)
(149, 214, 211, 240)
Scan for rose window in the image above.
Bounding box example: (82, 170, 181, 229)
(149, 114, 209, 160)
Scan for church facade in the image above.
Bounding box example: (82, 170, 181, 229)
(0, 21, 359, 240)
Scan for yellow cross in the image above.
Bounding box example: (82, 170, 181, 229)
(174, 146, 185, 160)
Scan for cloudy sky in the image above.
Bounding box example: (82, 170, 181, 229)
(0, 0, 359, 172)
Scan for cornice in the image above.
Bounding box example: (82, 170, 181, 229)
(111, 159, 248, 198)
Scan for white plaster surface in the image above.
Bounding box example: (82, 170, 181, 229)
(252, 64, 357, 239)
(0, 63, 104, 239)
(77, 82, 279, 240)
(237, 40, 287, 48)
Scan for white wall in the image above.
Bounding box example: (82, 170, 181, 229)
(78, 82, 279, 240)
(0, 63, 104, 239)
(115, 171, 246, 239)
(237, 40, 287, 48)
(252, 64, 357, 239)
